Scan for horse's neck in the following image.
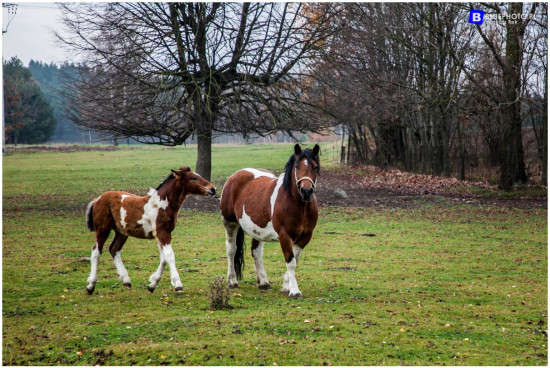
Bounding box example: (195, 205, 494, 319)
(157, 184, 186, 209)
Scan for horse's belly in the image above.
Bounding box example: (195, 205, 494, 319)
(239, 211, 279, 242)
(118, 226, 154, 239)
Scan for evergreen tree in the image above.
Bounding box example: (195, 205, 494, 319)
(3, 57, 56, 144)
(28, 60, 85, 143)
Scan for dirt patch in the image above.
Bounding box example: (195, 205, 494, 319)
(181, 168, 547, 212)
(315, 169, 546, 210)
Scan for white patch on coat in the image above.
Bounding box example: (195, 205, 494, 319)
(121, 194, 130, 202)
(303, 159, 308, 167)
(137, 189, 169, 237)
(240, 205, 279, 242)
(270, 174, 284, 215)
(242, 168, 277, 179)
(120, 206, 127, 229)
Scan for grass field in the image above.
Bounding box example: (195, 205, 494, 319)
(2, 144, 548, 365)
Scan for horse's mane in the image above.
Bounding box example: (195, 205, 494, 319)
(282, 148, 320, 191)
(156, 173, 174, 191)
(155, 167, 191, 191)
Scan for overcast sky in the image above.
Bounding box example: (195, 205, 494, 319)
(2, 2, 71, 66)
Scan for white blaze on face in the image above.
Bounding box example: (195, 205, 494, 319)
(240, 205, 279, 242)
(303, 159, 308, 167)
(138, 188, 169, 237)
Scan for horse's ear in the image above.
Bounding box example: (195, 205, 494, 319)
(181, 166, 191, 172)
(294, 144, 302, 156)
(171, 169, 180, 179)
(312, 144, 320, 157)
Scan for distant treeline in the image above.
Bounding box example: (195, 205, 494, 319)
(27, 60, 100, 144)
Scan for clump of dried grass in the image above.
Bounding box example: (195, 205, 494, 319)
(208, 277, 232, 310)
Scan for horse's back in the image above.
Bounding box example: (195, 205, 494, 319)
(221, 169, 278, 224)
(92, 191, 153, 238)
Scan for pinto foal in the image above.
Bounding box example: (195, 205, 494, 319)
(221, 144, 320, 298)
(85, 167, 216, 294)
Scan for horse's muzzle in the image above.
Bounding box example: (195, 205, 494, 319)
(300, 187, 314, 202)
(208, 187, 217, 196)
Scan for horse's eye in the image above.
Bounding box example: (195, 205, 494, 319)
(191, 177, 197, 181)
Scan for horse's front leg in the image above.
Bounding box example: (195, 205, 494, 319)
(279, 231, 303, 299)
(148, 242, 166, 292)
(151, 231, 183, 293)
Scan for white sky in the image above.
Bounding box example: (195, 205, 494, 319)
(2, 2, 71, 66)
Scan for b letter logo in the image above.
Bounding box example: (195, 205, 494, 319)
(469, 9, 485, 25)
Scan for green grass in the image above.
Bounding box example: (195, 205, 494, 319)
(3, 143, 547, 365)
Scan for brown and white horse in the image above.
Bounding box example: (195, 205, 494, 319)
(85, 167, 216, 294)
(220, 144, 320, 298)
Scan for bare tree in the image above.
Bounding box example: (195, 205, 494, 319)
(58, 3, 338, 180)
(453, 2, 542, 188)
(312, 3, 474, 176)
(311, 3, 547, 186)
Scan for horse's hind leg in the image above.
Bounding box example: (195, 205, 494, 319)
(251, 239, 271, 290)
(223, 219, 240, 288)
(86, 230, 110, 295)
(109, 231, 131, 289)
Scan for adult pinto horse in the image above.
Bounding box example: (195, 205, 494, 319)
(85, 167, 216, 294)
(221, 144, 320, 298)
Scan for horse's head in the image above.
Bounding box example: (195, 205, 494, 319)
(171, 167, 216, 197)
(290, 144, 320, 202)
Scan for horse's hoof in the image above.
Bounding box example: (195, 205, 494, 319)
(228, 283, 239, 289)
(289, 292, 302, 299)
(123, 283, 132, 290)
(147, 286, 155, 293)
(259, 283, 272, 290)
(86, 286, 95, 295)
(175, 287, 183, 293)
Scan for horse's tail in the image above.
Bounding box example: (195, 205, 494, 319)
(86, 199, 96, 232)
(234, 227, 245, 280)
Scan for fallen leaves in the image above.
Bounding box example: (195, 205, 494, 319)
(350, 165, 497, 197)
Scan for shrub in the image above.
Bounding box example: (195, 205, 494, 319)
(208, 277, 232, 310)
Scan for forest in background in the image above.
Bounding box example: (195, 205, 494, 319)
(3, 3, 548, 187)
(3, 59, 99, 144)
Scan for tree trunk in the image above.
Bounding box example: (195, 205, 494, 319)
(457, 115, 465, 181)
(196, 129, 212, 181)
(542, 80, 548, 186)
(499, 3, 528, 189)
